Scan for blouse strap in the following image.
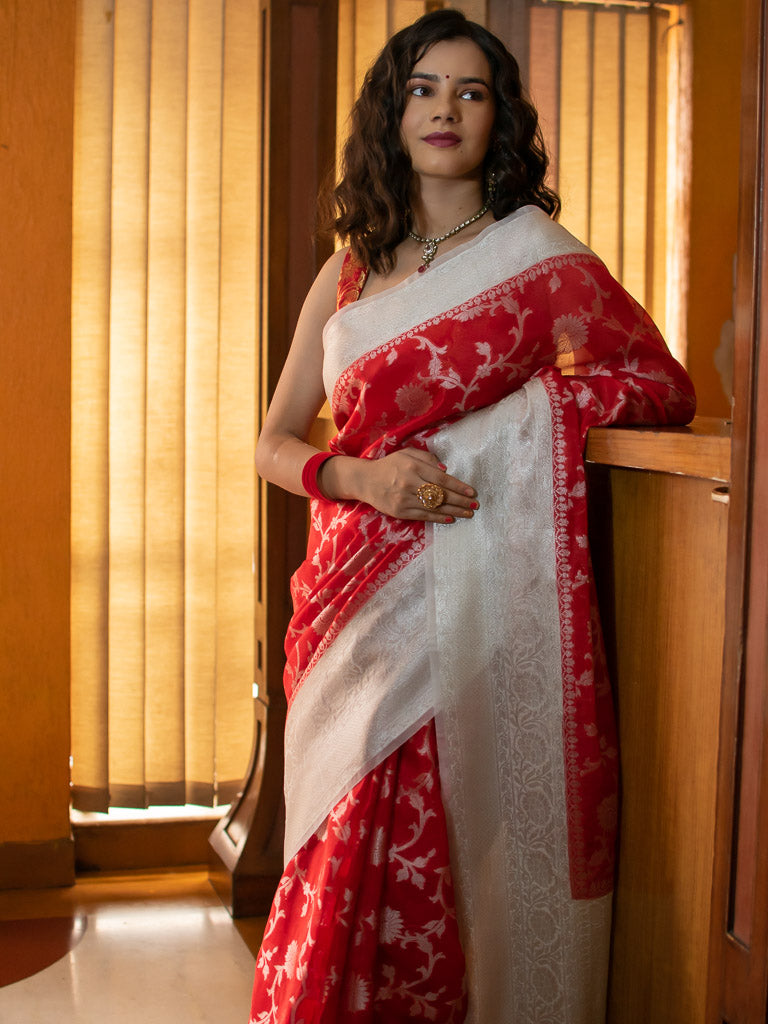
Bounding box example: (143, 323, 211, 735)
(336, 249, 370, 310)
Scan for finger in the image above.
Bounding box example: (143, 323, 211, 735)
(398, 448, 476, 498)
(411, 474, 476, 507)
(439, 474, 477, 499)
(402, 448, 476, 496)
(411, 486, 476, 519)
(425, 487, 476, 515)
(422, 479, 478, 509)
(403, 447, 445, 470)
(442, 498, 476, 518)
(420, 505, 468, 525)
(410, 465, 476, 499)
(434, 492, 478, 518)
(409, 506, 456, 524)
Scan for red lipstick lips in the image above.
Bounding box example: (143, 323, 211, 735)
(424, 132, 461, 147)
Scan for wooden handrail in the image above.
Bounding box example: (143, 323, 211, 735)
(586, 415, 731, 482)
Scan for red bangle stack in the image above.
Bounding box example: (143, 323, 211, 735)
(301, 452, 335, 500)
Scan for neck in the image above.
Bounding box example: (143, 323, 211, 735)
(409, 177, 485, 238)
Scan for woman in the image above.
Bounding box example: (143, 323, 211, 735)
(250, 10, 695, 1024)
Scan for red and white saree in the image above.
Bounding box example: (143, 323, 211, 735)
(250, 205, 695, 1024)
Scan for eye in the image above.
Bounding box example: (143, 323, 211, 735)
(407, 83, 432, 98)
(459, 87, 487, 102)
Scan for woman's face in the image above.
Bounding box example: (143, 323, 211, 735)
(400, 37, 496, 187)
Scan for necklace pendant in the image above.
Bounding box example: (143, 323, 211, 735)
(422, 239, 438, 266)
(408, 200, 490, 273)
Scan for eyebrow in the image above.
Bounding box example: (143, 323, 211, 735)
(407, 71, 491, 88)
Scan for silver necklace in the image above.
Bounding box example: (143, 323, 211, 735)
(408, 201, 490, 271)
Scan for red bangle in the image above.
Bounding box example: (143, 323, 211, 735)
(301, 452, 335, 500)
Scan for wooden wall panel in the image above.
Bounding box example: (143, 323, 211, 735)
(587, 465, 728, 1023)
(707, 0, 768, 1016)
(0, 0, 75, 884)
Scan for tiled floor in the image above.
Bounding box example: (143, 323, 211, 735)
(0, 868, 266, 1024)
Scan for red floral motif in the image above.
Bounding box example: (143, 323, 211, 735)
(250, 723, 467, 1023)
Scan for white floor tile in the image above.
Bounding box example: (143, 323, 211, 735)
(0, 902, 254, 1024)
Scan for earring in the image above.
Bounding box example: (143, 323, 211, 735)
(486, 167, 497, 204)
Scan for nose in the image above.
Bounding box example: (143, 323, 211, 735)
(430, 86, 459, 122)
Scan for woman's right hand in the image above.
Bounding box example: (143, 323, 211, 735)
(321, 447, 478, 524)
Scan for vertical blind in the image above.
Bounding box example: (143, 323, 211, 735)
(529, 0, 687, 357)
(71, 0, 261, 811)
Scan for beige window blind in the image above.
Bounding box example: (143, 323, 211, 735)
(71, 0, 261, 811)
(529, 0, 688, 358)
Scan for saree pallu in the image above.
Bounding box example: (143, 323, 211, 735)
(250, 206, 696, 1024)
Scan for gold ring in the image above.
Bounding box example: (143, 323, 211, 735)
(416, 483, 446, 511)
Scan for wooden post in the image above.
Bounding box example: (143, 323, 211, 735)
(487, 0, 530, 85)
(209, 0, 338, 918)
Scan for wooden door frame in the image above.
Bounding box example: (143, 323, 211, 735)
(707, 0, 768, 1017)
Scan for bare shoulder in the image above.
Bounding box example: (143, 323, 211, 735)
(317, 245, 350, 280)
(298, 246, 349, 329)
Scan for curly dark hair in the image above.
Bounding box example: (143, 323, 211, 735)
(323, 8, 560, 274)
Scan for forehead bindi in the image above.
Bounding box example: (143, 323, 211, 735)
(409, 38, 491, 83)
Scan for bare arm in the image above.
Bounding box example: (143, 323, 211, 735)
(254, 248, 344, 494)
(255, 248, 478, 523)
